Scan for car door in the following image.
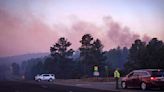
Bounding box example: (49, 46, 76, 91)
(43, 74, 48, 80)
(40, 74, 44, 80)
(126, 72, 135, 87)
(132, 72, 141, 87)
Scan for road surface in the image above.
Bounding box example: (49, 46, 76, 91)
(0, 80, 117, 92)
(0, 80, 163, 92)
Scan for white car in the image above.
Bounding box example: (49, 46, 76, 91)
(35, 74, 55, 82)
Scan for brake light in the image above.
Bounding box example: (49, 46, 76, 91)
(150, 77, 157, 80)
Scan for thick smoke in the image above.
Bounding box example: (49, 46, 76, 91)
(0, 8, 151, 56)
(103, 16, 150, 48)
(0, 8, 59, 56)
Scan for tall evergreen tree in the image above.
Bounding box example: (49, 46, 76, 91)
(125, 39, 146, 72)
(50, 37, 74, 78)
(79, 34, 93, 76)
(145, 38, 164, 69)
(79, 34, 106, 77)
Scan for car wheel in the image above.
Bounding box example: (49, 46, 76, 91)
(37, 79, 41, 82)
(121, 81, 127, 89)
(141, 82, 147, 90)
(49, 78, 53, 82)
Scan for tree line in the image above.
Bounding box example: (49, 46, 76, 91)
(125, 38, 164, 72)
(9, 34, 164, 79)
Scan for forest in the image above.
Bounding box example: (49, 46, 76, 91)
(1, 34, 164, 80)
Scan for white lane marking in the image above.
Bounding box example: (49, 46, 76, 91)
(75, 83, 92, 86)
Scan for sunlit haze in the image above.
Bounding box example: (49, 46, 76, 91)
(0, 0, 164, 57)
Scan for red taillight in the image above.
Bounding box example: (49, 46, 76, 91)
(150, 77, 157, 80)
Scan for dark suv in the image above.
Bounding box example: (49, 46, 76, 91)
(121, 69, 164, 90)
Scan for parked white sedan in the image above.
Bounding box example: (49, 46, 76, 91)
(35, 74, 55, 82)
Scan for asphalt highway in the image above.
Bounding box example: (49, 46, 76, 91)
(0, 80, 163, 92)
(0, 81, 118, 92)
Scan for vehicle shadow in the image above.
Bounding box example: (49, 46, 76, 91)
(121, 88, 164, 92)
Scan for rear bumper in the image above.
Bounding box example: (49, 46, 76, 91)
(148, 81, 164, 88)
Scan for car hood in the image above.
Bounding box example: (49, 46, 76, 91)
(121, 77, 127, 81)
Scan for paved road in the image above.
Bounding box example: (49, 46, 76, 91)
(0, 81, 117, 92)
(0, 80, 163, 92)
(53, 79, 164, 92)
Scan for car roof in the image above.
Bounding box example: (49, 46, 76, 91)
(133, 69, 163, 72)
(41, 74, 54, 75)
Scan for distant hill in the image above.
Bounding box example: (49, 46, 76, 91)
(0, 53, 49, 65)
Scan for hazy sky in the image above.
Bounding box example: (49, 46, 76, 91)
(0, 0, 164, 57)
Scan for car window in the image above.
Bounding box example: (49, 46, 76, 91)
(128, 72, 134, 77)
(137, 71, 150, 77)
(133, 72, 140, 77)
(151, 71, 164, 77)
(142, 72, 148, 76)
(43, 74, 49, 76)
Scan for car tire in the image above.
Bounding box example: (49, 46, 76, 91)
(141, 82, 147, 90)
(49, 78, 53, 82)
(37, 79, 41, 82)
(121, 81, 127, 89)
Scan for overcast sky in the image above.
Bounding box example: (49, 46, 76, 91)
(0, 0, 164, 57)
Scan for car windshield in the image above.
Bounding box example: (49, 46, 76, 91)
(151, 71, 164, 77)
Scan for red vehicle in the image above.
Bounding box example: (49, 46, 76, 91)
(121, 69, 164, 90)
